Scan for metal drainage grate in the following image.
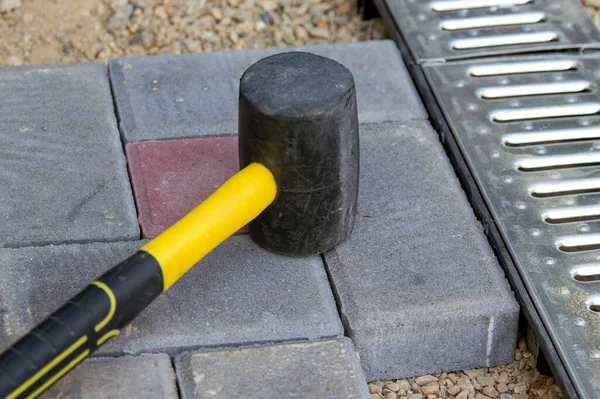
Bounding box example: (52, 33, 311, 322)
(386, 0, 600, 63)
(423, 54, 600, 399)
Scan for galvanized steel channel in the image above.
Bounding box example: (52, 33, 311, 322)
(423, 54, 600, 399)
(373, 0, 600, 397)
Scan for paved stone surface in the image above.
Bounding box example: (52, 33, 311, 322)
(324, 121, 520, 381)
(0, 63, 139, 248)
(0, 237, 341, 356)
(109, 40, 427, 142)
(40, 353, 178, 399)
(175, 337, 370, 399)
(127, 136, 243, 238)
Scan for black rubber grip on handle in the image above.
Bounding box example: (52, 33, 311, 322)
(0, 251, 164, 399)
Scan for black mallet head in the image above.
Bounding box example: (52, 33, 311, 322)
(239, 51, 360, 256)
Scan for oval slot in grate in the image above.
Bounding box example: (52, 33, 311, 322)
(572, 264, 600, 282)
(469, 60, 579, 77)
(529, 178, 600, 198)
(544, 205, 600, 224)
(492, 103, 600, 122)
(587, 297, 600, 313)
(503, 127, 600, 147)
(516, 153, 600, 172)
(556, 234, 600, 253)
(452, 32, 560, 50)
(441, 12, 546, 31)
(479, 81, 593, 99)
(430, 0, 532, 12)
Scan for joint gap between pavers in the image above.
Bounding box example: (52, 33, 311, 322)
(321, 253, 352, 339)
(169, 355, 184, 399)
(106, 64, 143, 240)
(358, 115, 431, 126)
(92, 336, 342, 359)
(0, 237, 142, 251)
(126, 131, 238, 144)
(121, 143, 143, 238)
(105, 63, 127, 154)
(107, 59, 133, 145)
(357, 118, 434, 129)
(123, 159, 143, 239)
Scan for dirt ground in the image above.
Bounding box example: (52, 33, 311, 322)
(0, 0, 387, 66)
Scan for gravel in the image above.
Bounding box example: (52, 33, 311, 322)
(584, 0, 600, 27)
(0, 0, 387, 66)
(368, 340, 565, 399)
(0, 0, 20, 13)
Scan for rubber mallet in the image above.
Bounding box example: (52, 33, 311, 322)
(0, 51, 359, 399)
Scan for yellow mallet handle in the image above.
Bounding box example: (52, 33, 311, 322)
(0, 163, 277, 399)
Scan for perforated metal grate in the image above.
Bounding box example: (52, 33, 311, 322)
(424, 54, 600, 399)
(387, 0, 600, 63)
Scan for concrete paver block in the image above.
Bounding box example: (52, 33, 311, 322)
(40, 353, 178, 399)
(324, 121, 520, 380)
(0, 63, 139, 247)
(126, 136, 241, 238)
(0, 237, 341, 356)
(175, 338, 370, 399)
(109, 40, 427, 142)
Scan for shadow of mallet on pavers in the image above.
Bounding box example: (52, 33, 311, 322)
(0, 52, 359, 398)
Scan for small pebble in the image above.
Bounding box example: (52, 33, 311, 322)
(497, 372, 510, 384)
(420, 383, 439, 396)
(0, 0, 20, 13)
(369, 384, 382, 395)
(260, 0, 278, 11)
(497, 383, 509, 393)
(260, 11, 273, 25)
(477, 376, 495, 387)
(386, 382, 401, 392)
(397, 380, 411, 391)
(482, 386, 497, 397)
(457, 388, 469, 399)
(513, 383, 528, 394)
(6, 55, 22, 66)
(414, 375, 437, 386)
(411, 382, 421, 393)
(465, 369, 487, 379)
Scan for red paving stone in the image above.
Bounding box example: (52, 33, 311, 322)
(126, 136, 242, 238)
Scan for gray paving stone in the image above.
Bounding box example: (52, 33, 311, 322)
(175, 337, 370, 399)
(0, 237, 342, 356)
(324, 121, 520, 380)
(40, 353, 178, 399)
(109, 40, 427, 142)
(0, 63, 139, 248)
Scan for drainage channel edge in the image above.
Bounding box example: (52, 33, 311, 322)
(370, 0, 600, 397)
(384, 0, 600, 63)
(424, 53, 600, 399)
